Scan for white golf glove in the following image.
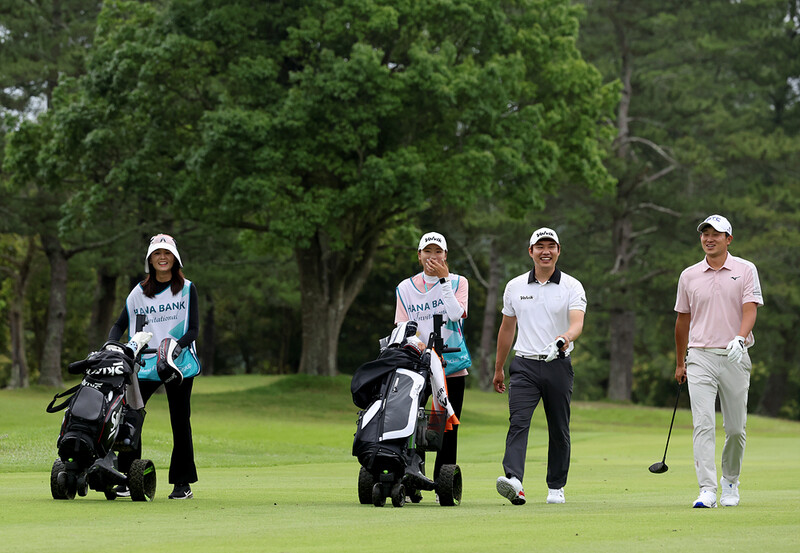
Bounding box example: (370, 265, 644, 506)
(544, 340, 561, 362)
(726, 336, 746, 364)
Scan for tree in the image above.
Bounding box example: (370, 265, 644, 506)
(1, 0, 102, 386)
(571, 0, 800, 410)
(35, 0, 616, 375)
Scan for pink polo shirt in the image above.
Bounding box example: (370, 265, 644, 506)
(674, 253, 763, 348)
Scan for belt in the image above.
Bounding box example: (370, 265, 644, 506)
(692, 347, 732, 356)
(516, 353, 569, 361)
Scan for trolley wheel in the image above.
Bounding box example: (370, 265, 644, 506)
(104, 489, 118, 501)
(435, 464, 462, 506)
(50, 459, 73, 500)
(371, 483, 386, 507)
(358, 466, 374, 505)
(77, 473, 88, 497)
(391, 483, 406, 508)
(128, 459, 157, 502)
(408, 488, 423, 503)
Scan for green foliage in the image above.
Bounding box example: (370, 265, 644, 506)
(0, 0, 101, 112)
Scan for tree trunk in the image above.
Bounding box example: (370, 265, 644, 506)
(477, 243, 502, 391)
(87, 269, 117, 348)
(608, 307, 635, 401)
(605, 17, 636, 401)
(38, 231, 69, 387)
(5, 237, 35, 389)
(200, 292, 215, 375)
(8, 296, 30, 389)
(607, 211, 635, 401)
(295, 230, 378, 376)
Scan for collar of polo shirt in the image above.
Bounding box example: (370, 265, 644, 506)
(529, 266, 562, 284)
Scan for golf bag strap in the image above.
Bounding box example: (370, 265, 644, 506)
(45, 383, 81, 413)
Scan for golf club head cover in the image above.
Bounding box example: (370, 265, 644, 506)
(126, 331, 153, 358)
(387, 322, 412, 348)
(156, 338, 183, 385)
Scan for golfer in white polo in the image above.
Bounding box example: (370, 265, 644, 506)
(493, 227, 586, 505)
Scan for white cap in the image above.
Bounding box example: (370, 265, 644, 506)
(418, 232, 447, 251)
(145, 234, 183, 273)
(697, 214, 732, 236)
(529, 227, 560, 246)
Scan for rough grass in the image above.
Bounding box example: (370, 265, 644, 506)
(1, 375, 798, 553)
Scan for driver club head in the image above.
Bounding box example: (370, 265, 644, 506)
(648, 461, 668, 474)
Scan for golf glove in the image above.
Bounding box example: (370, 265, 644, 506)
(544, 340, 561, 363)
(726, 336, 746, 364)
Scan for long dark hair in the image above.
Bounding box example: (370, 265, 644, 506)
(141, 263, 185, 298)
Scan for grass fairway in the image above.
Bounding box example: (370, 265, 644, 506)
(1, 374, 798, 553)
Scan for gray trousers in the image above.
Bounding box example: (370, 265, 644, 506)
(502, 356, 573, 489)
(687, 348, 750, 491)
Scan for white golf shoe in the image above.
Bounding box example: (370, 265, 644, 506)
(546, 488, 565, 504)
(692, 488, 717, 508)
(720, 477, 740, 507)
(496, 476, 526, 505)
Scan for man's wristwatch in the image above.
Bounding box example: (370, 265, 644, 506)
(439, 277, 447, 284)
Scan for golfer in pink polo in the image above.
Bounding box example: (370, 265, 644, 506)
(674, 214, 763, 508)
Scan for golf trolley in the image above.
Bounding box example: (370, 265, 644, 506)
(46, 317, 157, 501)
(351, 315, 462, 508)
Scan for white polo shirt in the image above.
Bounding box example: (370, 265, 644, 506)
(502, 267, 587, 357)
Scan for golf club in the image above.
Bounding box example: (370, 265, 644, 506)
(648, 382, 683, 474)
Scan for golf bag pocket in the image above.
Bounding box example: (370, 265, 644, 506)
(415, 409, 445, 452)
(57, 381, 124, 464)
(115, 406, 146, 452)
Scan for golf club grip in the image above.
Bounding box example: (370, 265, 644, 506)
(441, 347, 460, 354)
(556, 339, 565, 359)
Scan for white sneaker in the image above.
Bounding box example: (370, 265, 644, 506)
(496, 476, 526, 505)
(692, 488, 717, 508)
(546, 488, 565, 504)
(720, 477, 740, 507)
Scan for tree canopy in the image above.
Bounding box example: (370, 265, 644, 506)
(9, 0, 616, 375)
(1, 0, 798, 419)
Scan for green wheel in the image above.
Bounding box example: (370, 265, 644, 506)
(129, 459, 157, 502)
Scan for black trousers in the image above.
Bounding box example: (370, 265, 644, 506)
(502, 356, 573, 489)
(434, 375, 466, 480)
(119, 377, 198, 485)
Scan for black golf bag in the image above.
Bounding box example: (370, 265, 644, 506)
(47, 337, 156, 501)
(351, 318, 462, 508)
